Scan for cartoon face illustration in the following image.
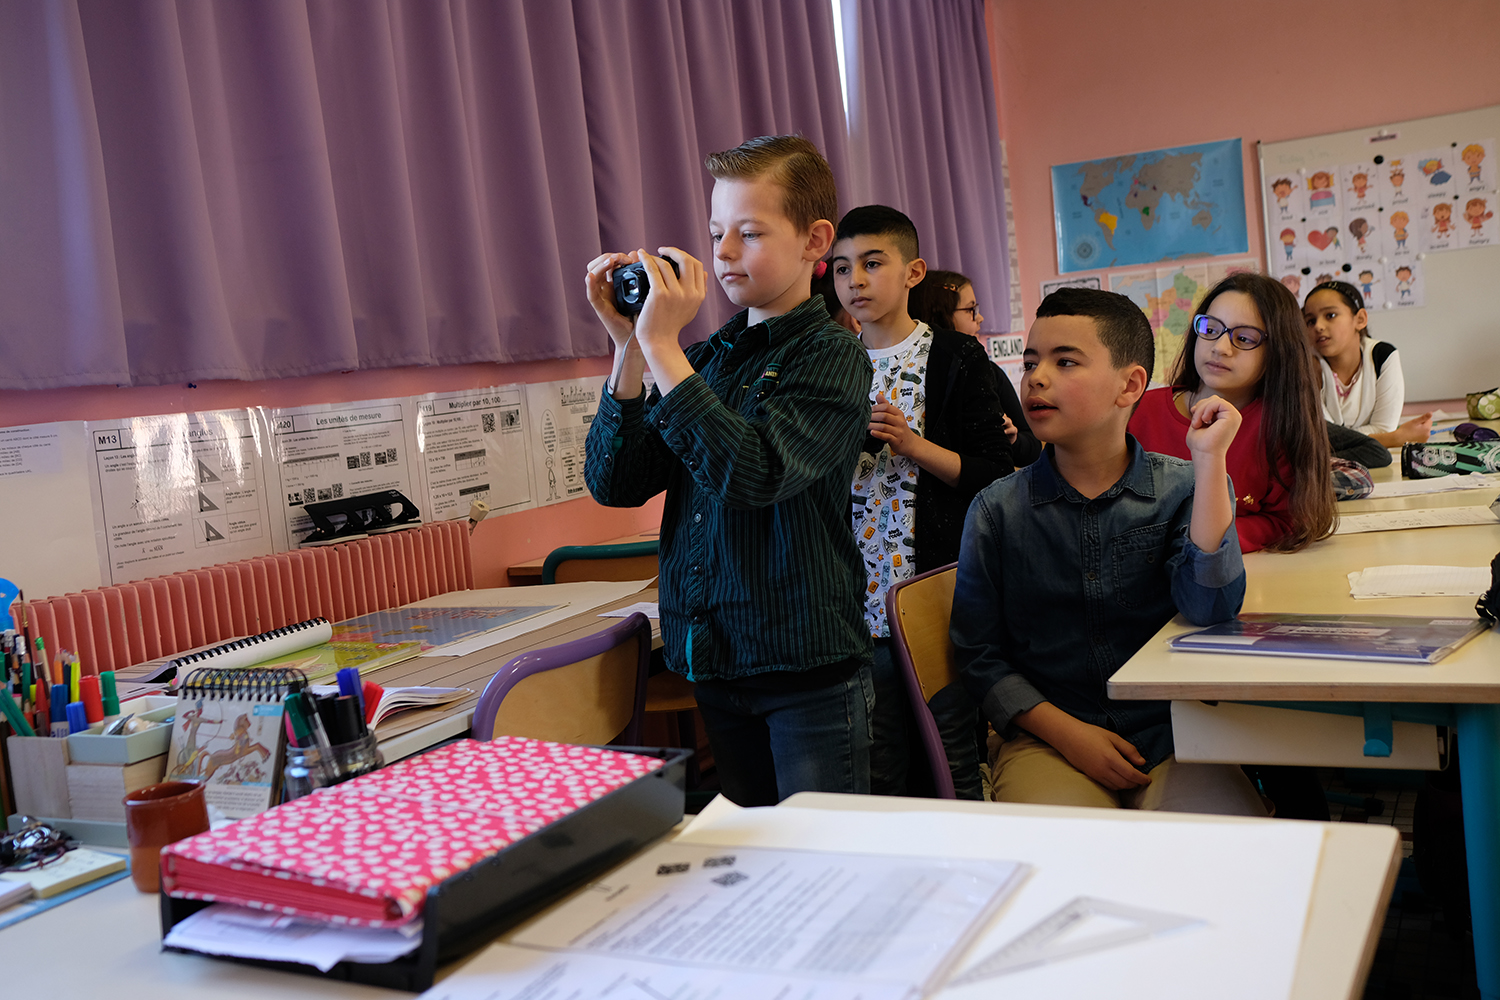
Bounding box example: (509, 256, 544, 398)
(1324, 226, 1340, 247)
(1315, 273, 1335, 284)
(1396, 265, 1413, 285)
(1467, 198, 1495, 232)
(1359, 269, 1375, 284)
(1389, 210, 1410, 240)
(1309, 172, 1333, 190)
(1421, 158, 1453, 185)
(1351, 173, 1370, 198)
(1463, 144, 1486, 181)
(1348, 217, 1371, 249)
(1280, 274, 1302, 296)
(1389, 162, 1405, 188)
(1433, 203, 1455, 233)
(1272, 178, 1293, 205)
(1279, 227, 1297, 260)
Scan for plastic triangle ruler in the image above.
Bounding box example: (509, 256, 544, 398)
(948, 895, 1204, 985)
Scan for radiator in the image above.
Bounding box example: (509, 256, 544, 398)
(17, 522, 473, 675)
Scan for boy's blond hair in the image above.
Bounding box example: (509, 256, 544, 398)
(704, 135, 837, 234)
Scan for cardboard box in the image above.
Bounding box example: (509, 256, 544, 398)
(7, 736, 71, 818)
(66, 753, 168, 821)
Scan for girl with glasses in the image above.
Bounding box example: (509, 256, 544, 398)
(910, 268, 1042, 466)
(1302, 281, 1432, 447)
(1129, 272, 1335, 553)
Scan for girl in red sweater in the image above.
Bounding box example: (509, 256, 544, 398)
(1129, 273, 1335, 553)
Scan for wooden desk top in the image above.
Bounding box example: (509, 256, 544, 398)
(506, 531, 660, 580)
(1109, 515, 1500, 703)
(367, 582, 659, 759)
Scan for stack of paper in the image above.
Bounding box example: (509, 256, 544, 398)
(1347, 565, 1491, 599)
(1334, 507, 1500, 534)
(1367, 473, 1500, 499)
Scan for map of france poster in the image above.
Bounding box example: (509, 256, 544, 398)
(1052, 138, 1248, 273)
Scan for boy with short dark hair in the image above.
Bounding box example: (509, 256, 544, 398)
(952, 288, 1263, 812)
(583, 135, 874, 807)
(830, 205, 1011, 797)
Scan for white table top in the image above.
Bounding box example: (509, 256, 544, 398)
(0, 793, 1400, 1000)
(1110, 474, 1500, 703)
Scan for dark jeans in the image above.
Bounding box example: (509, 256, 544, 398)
(693, 662, 874, 806)
(870, 637, 984, 800)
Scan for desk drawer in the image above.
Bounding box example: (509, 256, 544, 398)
(1171, 700, 1445, 770)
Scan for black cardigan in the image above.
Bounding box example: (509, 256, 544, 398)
(913, 329, 1016, 571)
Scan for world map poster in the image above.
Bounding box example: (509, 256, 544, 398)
(1052, 138, 1248, 273)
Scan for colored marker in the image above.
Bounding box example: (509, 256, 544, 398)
(100, 671, 120, 717)
(66, 700, 89, 734)
(49, 683, 68, 737)
(80, 675, 104, 723)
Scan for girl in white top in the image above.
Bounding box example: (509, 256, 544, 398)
(1302, 280, 1431, 447)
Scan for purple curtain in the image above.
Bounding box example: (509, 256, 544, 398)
(0, 0, 848, 389)
(840, 0, 1011, 332)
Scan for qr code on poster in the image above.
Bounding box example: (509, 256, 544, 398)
(481, 412, 496, 434)
(332, 483, 343, 498)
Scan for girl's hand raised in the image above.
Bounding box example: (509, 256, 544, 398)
(1185, 394, 1243, 459)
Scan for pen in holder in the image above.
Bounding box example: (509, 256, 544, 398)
(282, 732, 383, 801)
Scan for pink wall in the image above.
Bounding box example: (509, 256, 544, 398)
(0, 359, 664, 589)
(986, 0, 1500, 339)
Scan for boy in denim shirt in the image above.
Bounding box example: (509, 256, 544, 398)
(952, 288, 1263, 812)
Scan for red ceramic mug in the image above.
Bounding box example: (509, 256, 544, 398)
(123, 780, 209, 893)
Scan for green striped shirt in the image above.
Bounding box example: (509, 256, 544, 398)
(585, 296, 874, 682)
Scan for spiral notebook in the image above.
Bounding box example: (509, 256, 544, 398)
(165, 666, 308, 819)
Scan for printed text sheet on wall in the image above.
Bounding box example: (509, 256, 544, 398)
(264, 398, 423, 549)
(416, 386, 534, 521)
(525, 378, 600, 507)
(85, 411, 275, 585)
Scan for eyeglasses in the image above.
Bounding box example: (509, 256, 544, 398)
(1192, 314, 1266, 350)
(0, 819, 75, 872)
(955, 304, 980, 323)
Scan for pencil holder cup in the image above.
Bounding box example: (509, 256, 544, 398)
(123, 780, 209, 893)
(282, 733, 383, 802)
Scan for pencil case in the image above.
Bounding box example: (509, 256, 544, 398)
(1401, 441, 1500, 478)
(1467, 387, 1500, 420)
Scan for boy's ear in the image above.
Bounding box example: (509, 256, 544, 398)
(1116, 363, 1149, 409)
(905, 257, 927, 289)
(805, 219, 835, 262)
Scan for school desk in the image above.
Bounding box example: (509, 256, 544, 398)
(504, 530, 661, 584)
(0, 793, 1398, 999)
(358, 580, 661, 762)
(1109, 511, 1500, 998)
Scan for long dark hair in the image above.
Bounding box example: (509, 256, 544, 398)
(909, 269, 969, 329)
(1170, 272, 1335, 553)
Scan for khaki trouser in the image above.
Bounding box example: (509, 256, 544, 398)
(990, 732, 1267, 816)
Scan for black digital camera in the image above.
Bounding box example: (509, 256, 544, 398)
(612, 257, 680, 317)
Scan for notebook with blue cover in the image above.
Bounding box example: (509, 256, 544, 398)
(1168, 613, 1491, 664)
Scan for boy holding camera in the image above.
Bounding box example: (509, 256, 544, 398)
(583, 135, 874, 806)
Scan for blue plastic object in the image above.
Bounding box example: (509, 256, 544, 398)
(0, 577, 18, 631)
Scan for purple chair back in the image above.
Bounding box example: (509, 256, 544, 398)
(472, 612, 651, 745)
(886, 563, 960, 799)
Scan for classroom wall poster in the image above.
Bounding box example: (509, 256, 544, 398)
(525, 378, 600, 507)
(416, 385, 535, 521)
(1262, 138, 1495, 309)
(264, 398, 423, 549)
(85, 410, 275, 585)
(0, 421, 104, 598)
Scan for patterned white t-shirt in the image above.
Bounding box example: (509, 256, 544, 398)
(852, 321, 933, 637)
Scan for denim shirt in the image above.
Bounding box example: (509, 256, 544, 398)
(951, 438, 1245, 769)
